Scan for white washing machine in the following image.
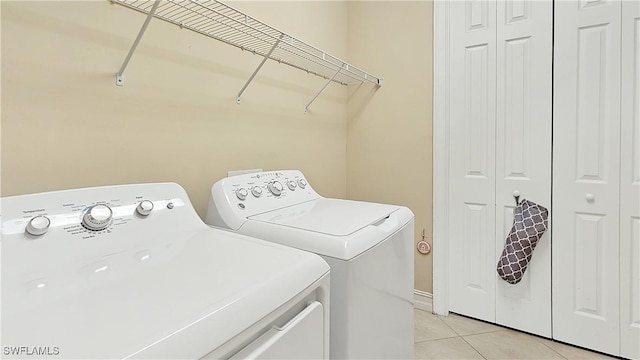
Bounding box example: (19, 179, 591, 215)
(206, 170, 414, 359)
(1, 183, 329, 359)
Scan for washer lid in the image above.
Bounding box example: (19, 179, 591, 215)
(249, 198, 400, 236)
(1, 229, 329, 359)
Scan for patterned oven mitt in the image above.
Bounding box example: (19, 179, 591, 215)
(496, 199, 549, 284)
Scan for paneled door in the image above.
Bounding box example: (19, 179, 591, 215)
(620, 1, 640, 358)
(552, 0, 622, 355)
(445, 0, 636, 355)
(448, 0, 552, 336)
(449, 0, 497, 323)
(494, 0, 552, 337)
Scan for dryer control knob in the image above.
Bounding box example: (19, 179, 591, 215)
(287, 181, 297, 191)
(268, 181, 284, 196)
(236, 188, 249, 201)
(136, 200, 154, 216)
(297, 179, 307, 189)
(82, 204, 113, 231)
(251, 186, 263, 198)
(26, 215, 51, 236)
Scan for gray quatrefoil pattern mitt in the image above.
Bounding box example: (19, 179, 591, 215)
(496, 199, 549, 285)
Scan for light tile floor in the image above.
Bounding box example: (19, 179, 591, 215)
(414, 309, 619, 360)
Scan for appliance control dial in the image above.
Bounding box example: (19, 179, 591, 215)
(267, 181, 284, 196)
(136, 200, 154, 216)
(236, 188, 249, 201)
(26, 215, 51, 236)
(287, 181, 297, 191)
(82, 204, 113, 231)
(251, 186, 263, 198)
(297, 179, 307, 189)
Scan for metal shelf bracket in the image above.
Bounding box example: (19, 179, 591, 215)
(236, 34, 284, 104)
(116, 0, 161, 86)
(305, 64, 344, 114)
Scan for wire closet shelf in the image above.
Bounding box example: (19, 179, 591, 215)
(114, 0, 383, 111)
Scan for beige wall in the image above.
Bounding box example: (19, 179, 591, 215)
(1, 0, 434, 293)
(346, 1, 434, 293)
(1, 0, 350, 217)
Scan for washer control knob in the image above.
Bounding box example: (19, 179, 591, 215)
(251, 186, 263, 198)
(136, 200, 154, 216)
(268, 181, 284, 196)
(287, 181, 297, 191)
(236, 188, 249, 201)
(82, 204, 113, 231)
(297, 179, 307, 189)
(26, 215, 51, 236)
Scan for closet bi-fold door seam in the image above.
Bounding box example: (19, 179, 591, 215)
(495, 1, 552, 338)
(447, 0, 552, 338)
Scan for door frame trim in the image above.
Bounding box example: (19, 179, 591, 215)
(432, 0, 450, 316)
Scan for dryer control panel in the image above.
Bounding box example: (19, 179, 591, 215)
(1, 183, 205, 312)
(2, 183, 197, 241)
(207, 170, 322, 230)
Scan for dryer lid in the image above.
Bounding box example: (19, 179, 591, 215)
(249, 198, 400, 236)
(1, 229, 328, 359)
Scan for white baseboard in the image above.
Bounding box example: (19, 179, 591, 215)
(414, 289, 433, 312)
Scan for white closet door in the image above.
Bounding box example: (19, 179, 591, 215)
(620, 1, 640, 359)
(449, 0, 497, 322)
(495, 0, 552, 338)
(553, 0, 622, 355)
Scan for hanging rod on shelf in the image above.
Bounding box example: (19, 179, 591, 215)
(113, 0, 383, 112)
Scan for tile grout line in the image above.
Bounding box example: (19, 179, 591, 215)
(537, 341, 570, 360)
(414, 334, 466, 345)
(523, 333, 570, 360)
(439, 317, 487, 359)
(439, 314, 508, 337)
(450, 328, 508, 337)
(439, 315, 463, 336)
(458, 334, 488, 360)
(414, 312, 460, 343)
(459, 330, 571, 360)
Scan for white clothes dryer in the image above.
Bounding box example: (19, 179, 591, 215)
(206, 170, 414, 359)
(1, 183, 329, 359)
